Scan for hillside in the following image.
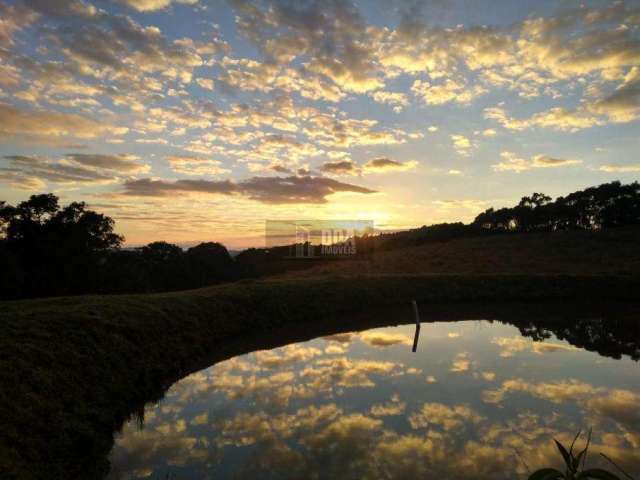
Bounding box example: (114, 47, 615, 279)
(278, 227, 640, 278)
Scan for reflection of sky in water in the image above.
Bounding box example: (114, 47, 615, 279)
(108, 321, 640, 479)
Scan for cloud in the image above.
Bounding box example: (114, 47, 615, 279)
(590, 67, 640, 122)
(0, 3, 38, 46)
(320, 157, 418, 176)
(363, 157, 418, 173)
(0, 103, 127, 144)
(121, 175, 376, 204)
(117, 0, 198, 12)
(232, 0, 383, 93)
(532, 155, 581, 168)
(22, 0, 97, 17)
(369, 90, 409, 112)
(65, 154, 150, 173)
(411, 78, 486, 105)
(599, 163, 640, 173)
(195, 78, 214, 91)
(450, 134, 474, 156)
(0, 170, 46, 190)
(484, 106, 603, 132)
(44, 13, 203, 89)
(165, 155, 230, 176)
(0, 154, 123, 186)
(304, 114, 416, 148)
(216, 57, 345, 102)
(320, 160, 359, 176)
(492, 152, 582, 172)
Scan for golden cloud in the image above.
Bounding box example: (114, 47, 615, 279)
(121, 175, 376, 204)
(0, 103, 127, 144)
(165, 155, 230, 176)
(492, 152, 582, 172)
(359, 330, 413, 348)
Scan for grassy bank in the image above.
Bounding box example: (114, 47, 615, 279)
(2, 273, 640, 479)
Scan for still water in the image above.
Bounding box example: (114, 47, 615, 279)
(108, 316, 640, 479)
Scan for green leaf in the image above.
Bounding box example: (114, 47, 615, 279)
(554, 439, 573, 469)
(576, 469, 622, 480)
(529, 468, 565, 480)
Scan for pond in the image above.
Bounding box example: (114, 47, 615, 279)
(108, 309, 640, 479)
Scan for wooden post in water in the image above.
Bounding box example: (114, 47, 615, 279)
(412, 300, 421, 352)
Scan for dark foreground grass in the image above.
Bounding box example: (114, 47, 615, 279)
(1, 273, 640, 479)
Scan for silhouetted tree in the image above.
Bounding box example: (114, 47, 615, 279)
(186, 242, 235, 285)
(473, 181, 640, 233)
(0, 194, 123, 298)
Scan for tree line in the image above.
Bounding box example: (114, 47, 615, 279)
(472, 181, 640, 232)
(361, 180, 640, 251)
(0, 194, 235, 299)
(2, 181, 640, 299)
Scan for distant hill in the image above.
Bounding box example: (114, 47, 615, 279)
(277, 226, 640, 278)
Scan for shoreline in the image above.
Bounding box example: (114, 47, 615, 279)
(2, 274, 640, 479)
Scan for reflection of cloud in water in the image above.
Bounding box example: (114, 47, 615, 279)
(493, 335, 578, 357)
(109, 321, 640, 479)
(253, 344, 322, 369)
(324, 344, 346, 354)
(358, 330, 413, 347)
(480, 371, 496, 381)
(301, 356, 415, 391)
(483, 378, 600, 404)
(322, 332, 356, 344)
(450, 352, 471, 372)
(370, 394, 406, 417)
(409, 403, 484, 431)
(481, 378, 640, 466)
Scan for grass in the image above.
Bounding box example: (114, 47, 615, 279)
(2, 273, 640, 479)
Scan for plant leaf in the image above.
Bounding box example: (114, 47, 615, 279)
(573, 449, 586, 471)
(576, 469, 622, 480)
(529, 468, 565, 480)
(554, 439, 573, 469)
(569, 430, 582, 455)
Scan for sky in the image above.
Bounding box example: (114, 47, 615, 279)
(0, 0, 639, 247)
